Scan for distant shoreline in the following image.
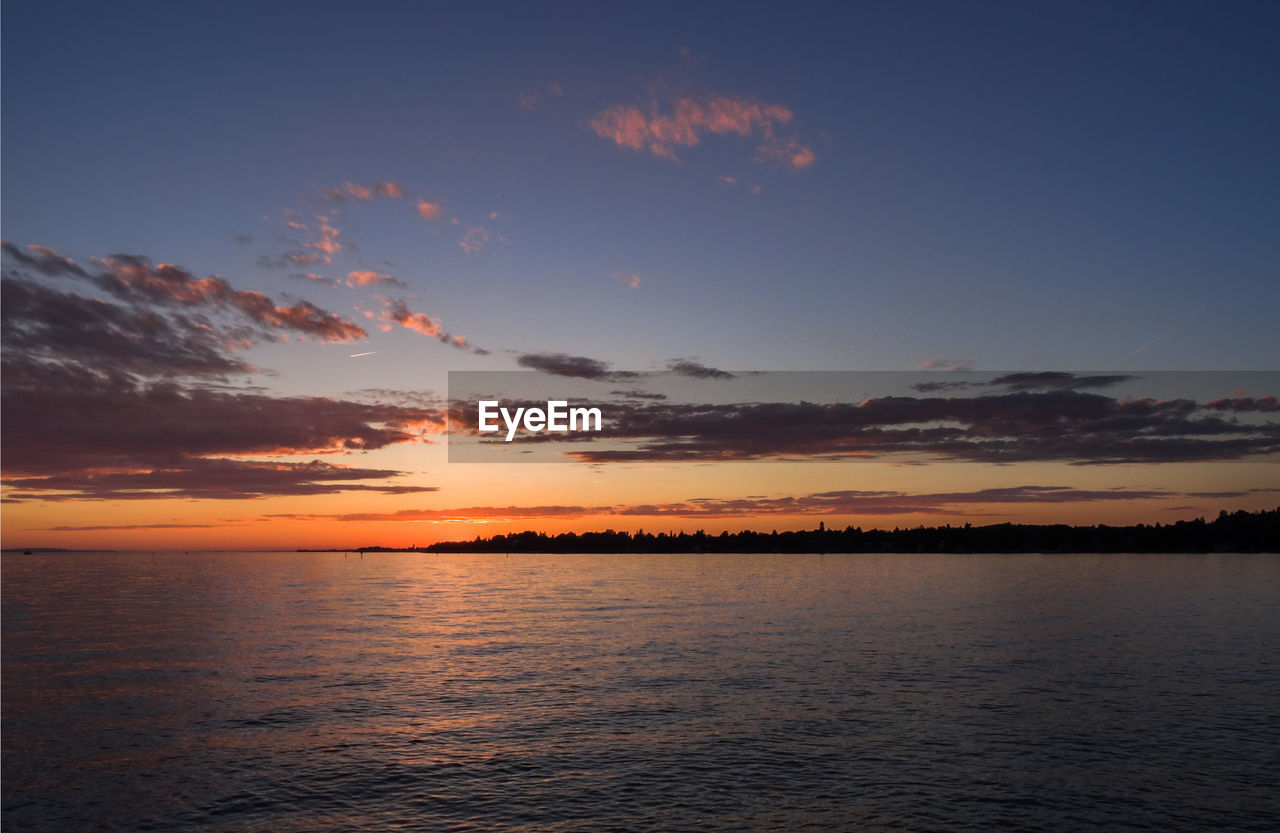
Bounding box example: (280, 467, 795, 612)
(303, 508, 1278, 555)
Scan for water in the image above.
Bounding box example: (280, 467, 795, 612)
(3, 551, 1278, 831)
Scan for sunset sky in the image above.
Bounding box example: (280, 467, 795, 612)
(3, 1, 1278, 550)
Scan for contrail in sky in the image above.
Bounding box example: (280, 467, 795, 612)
(349, 351, 380, 358)
(1129, 305, 1205, 356)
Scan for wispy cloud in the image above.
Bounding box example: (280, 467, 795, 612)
(666, 359, 734, 379)
(518, 82, 565, 110)
(379, 298, 484, 352)
(6, 244, 366, 343)
(459, 226, 490, 254)
(308, 216, 341, 258)
(919, 358, 973, 371)
(483, 389, 1280, 465)
(347, 270, 407, 289)
(0, 242, 454, 501)
(616, 271, 642, 289)
(325, 181, 406, 201)
(7, 458, 439, 501)
(416, 200, 442, 221)
(516, 352, 616, 380)
(989, 372, 1136, 391)
(257, 251, 323, 270)
(262, 484, 1181, 523)
(1204, 395, 1279, 413)
(591, 93, 815, 168)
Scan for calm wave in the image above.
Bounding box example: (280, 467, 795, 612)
(4, 551, 1278, 831)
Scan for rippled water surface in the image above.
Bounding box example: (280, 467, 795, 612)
(4, 551, 1278, 831)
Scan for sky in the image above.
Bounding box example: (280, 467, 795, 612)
(2, 0, 1278, 550)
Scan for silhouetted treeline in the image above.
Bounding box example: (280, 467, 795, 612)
(415, 508, 1278, 554)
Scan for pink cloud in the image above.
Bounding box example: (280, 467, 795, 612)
(591, 94, 815, 168)
(308, 216, 341, 259)
(344, 182, 373, 200)
(261, 484, 1181, 524)
(87, 254, 366, 343)
(459, 226, 490, 254)
(417, 200, 442, 221)
(337, 181, 405, 201)
(347, 270, 407, 289)
(378, 298, 479, 352)
(1204, 395, 1279, 413)
(758, 134, 816, 169)
(616, 271, 642, 289)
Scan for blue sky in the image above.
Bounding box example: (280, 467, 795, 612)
(7, 0, 1277, 381)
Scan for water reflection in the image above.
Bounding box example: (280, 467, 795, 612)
(4, 552, 1278, 830)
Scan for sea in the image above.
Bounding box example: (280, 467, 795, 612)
(3, 551, 1278, 832)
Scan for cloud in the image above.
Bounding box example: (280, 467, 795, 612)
(347, 270, 407, 289)
(2, 276, 253, 381)
(8, 458, 440, 501)
(919, 358, 973, 371)
(989, 372, 1137, 391)
(615, 485, 1170, 518)
(345, 182, 373, 200)
(2, 241, 91, 278)
(459, 226, 490, 254)
(379, 298, 481, 352)
(417, 200, 442, 221)
(719, 175, 737, 185)
(516, 352, 614, 380)
(667, 359, 735, 379)
(270, 504, 594, 522)
(257, 251, 323, 270)
(1204, 396, 1280, 413)
(610, 389, 669, 401)
(2, 357, 447, 499)
(260, 484, 1180, 523)
(232, 294, 366, 342)
(309, 216, 341, 257)
(1, 242, 455, 503)
(912, 380, 978, 393)
(325, 181, 406, 201)
(616, 271, 642, 289)
(41, 523, 227, 531)
(3, 368, 444, 468)
(292, 272, 336, 286)
(757, 135, 815, 169)
(2, 337, 447, 498)
(7, 246, 367, 343)
(508, 389, 1280, 465)
(590, 94, 815, 168)
(518, 83, 565, 111)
